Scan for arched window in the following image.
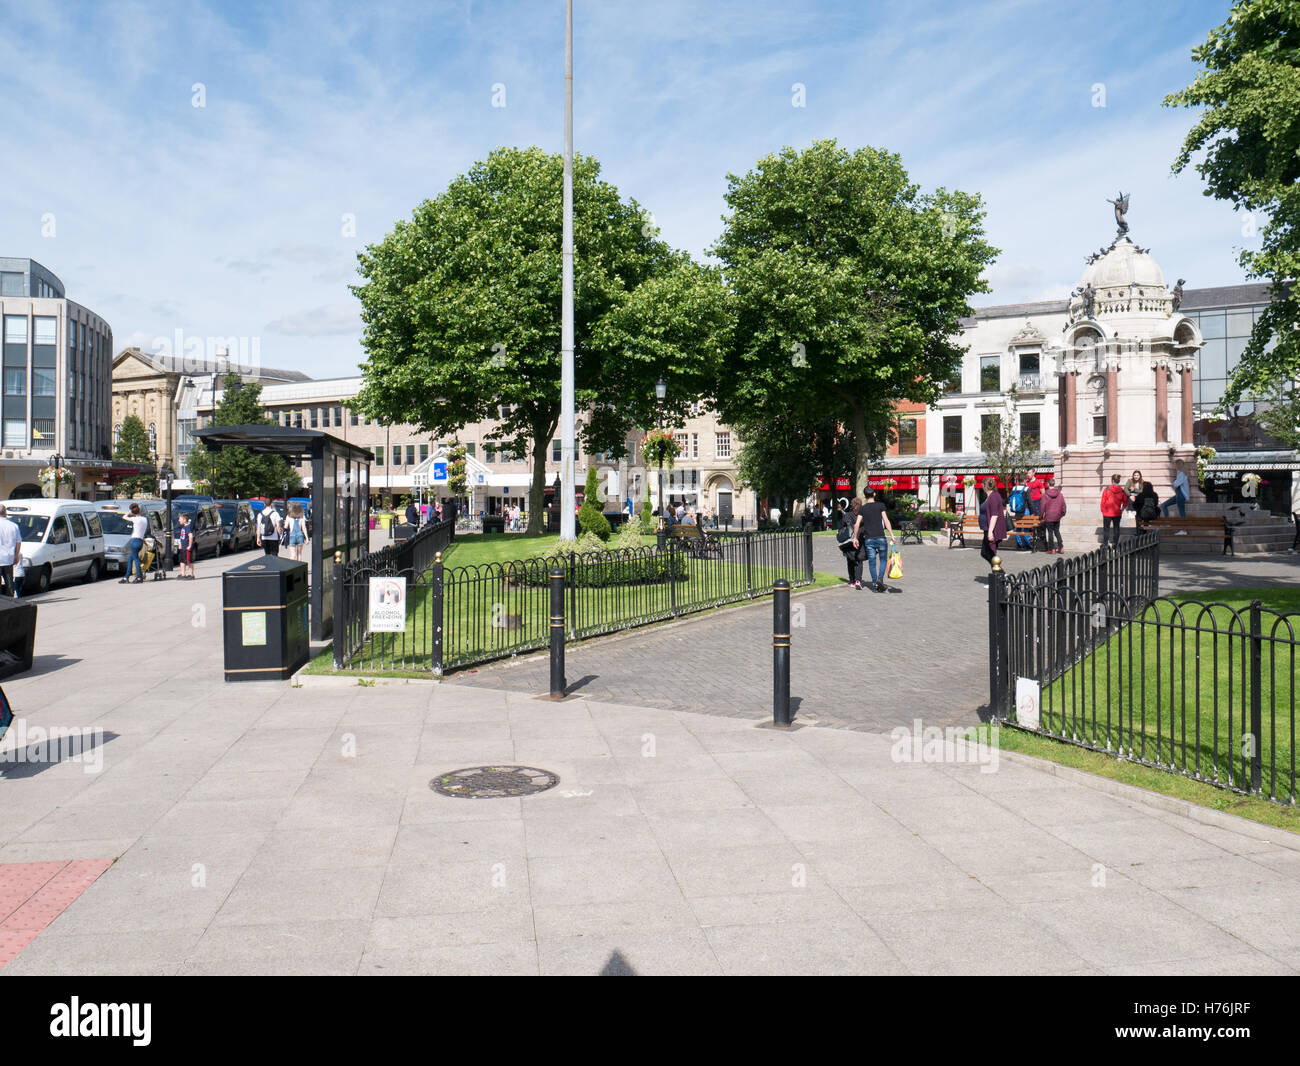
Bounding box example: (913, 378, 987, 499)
(113, 423, 121, 446)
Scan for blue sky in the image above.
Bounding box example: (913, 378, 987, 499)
(0, 0, 1253, 379)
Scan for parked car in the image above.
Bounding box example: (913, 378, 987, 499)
(217, 500, 256, 552)
(97, 501, 172, 576)
(1, 499, 107, 593)
(169, 499, 224, 559)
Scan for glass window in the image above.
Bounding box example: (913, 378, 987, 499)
(4, 368, 25, 395)
(391, 446, 400, 466)
(310, 408, 318, 428)
(374, 446, 383, 466)
(1200, 337, 1227, 379)
(715, 432, 731, 459)
(69, 513, 87, 539)
(33, 317, 56, 346)
(1092, 415, 1107, 439)
(980, 414, 996, 445)
(405, 444, 415, 466)
(691, 434, 698, 459)
(48, 516, 69, 545)
(551, 439, 560, 462)
(980, 356, 1000, 392)
(0, 273, 23, 297)
(467, 443, 476, 458)
(3, 316, 27, 344)
(1019, 351, 1040, 375)
(943, 415, 962, 453)
(1226, 311, 1254, 337)
(4, 419, 26, 446)
(86, 513, 102, 537)
(33, 368, 55, 396)
(1198, 313, 1226, 340)
(419, 444, 429, 463)
(1020, 412, 1041, 447)
(333, 406, 342, 427)
(897, 417, 918, 455)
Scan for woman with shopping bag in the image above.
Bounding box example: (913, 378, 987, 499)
(857, 489, 895, 593)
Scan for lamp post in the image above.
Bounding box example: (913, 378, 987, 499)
(655, 378, 667, 550)
(160, 462, 175, 574)
(51, 453, 64, 499)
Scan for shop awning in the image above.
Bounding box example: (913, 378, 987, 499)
(1206, 451, 1300, 473)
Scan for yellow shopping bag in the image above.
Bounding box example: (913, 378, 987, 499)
(887, 549, 903, 580)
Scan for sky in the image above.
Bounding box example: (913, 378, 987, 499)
(0, 0, 1255, 380)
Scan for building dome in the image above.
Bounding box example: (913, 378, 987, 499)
(1078, 236, 1166, 291)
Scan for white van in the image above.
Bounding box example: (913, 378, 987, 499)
(0, 499, 107, 593)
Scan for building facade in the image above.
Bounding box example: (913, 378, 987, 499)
(0, 258, 115, 499)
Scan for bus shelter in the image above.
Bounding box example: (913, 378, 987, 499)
(193, 425, 371, 641)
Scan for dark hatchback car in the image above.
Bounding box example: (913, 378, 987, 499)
(170, 500, 224, 559)
(217, 500, 256, 553)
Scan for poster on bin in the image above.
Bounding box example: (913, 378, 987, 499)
(368, 576, 407, 633)
(1015, 676, 1041, 730)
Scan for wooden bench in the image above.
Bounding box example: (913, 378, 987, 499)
(948, 514, 983, 548)
(1145, 515, 1236, 555)
(1010, 515, 1044, 552)
(669, 523, 723, 558)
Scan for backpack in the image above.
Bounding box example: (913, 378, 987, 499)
(261, 509, 278, 537)
(1139, 497, 1159, 521)
(836, 513, 857, 545)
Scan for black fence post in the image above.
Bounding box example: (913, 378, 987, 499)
(549, 568, 566, 699)
(431, 551, 445, 677)
(744, 533, 753, 596)
(988, 554, 1008, 718)
(332, 550, 346, 670)
(1249, 599, 1263, 793)
(773, 579, 792, 727)
(668, 539, 678, 617)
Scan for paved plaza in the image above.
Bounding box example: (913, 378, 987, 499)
(0, 542, 1298, 974)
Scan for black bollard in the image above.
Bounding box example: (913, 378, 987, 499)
(773, 579, 791, 727)
(549, 567, 566, 699)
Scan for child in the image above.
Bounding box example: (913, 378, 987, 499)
(176, 513, 195, 579)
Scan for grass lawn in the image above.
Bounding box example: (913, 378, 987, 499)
(439, 532, 652, 568)
(1025, 586, 1299, 804)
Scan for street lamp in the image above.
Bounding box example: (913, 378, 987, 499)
(50, 453, 64, 499)
(655, 378, 667, 550)
(159, 462, 175, 575)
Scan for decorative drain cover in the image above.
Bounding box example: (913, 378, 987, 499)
(431, 765, 559, 799)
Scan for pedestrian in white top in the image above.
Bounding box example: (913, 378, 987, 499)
(0, 506, 21, 597)
(121, 502, 149, 583)
(257, 505, 283, 556)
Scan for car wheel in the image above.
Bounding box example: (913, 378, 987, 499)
(84, 560, 101, 584)
(34, 565, 51, 594)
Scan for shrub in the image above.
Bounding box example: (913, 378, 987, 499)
(611, 522, 647, 553)
(639, 499, 654, 533)
(920, 510, 960, 529)
(578, 466, 611, 540)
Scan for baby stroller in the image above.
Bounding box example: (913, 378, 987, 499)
(140, 536, 167, 580)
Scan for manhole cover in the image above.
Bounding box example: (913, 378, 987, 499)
(431, 766, 559, 799)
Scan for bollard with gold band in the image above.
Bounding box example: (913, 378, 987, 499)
(773, 579, 792, 727)
(549, 567, 566, 699)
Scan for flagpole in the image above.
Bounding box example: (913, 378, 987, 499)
(559, 0, 576, 540)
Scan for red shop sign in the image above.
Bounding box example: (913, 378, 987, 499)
(866, 475, 918, 491)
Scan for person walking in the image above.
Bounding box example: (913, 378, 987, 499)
(1161, 460, 1190, 517)
(1040, 477, 1067, 554)
(122, 502, 149, 583)
(285, 502, 309, 562)
(858, 489, 895, 592)
(0, 506, 20, 597)
(1028, 474, 1045, 517)
(839, 497, 864, 589)
(979, 478, 1007, 568)
(256, 503, 283, 556)
(1100, 474, 1129, 548)
(405, 498, 418, 528)
(175, 513, 195, 579)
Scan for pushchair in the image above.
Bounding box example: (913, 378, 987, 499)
(140, 536, 167, 580)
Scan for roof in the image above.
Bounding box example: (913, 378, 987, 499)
(959, 281, 1279, 327)
(115, 348, 312, 383)
(193, 424, 372, 463)
(867, 453, 1056, 475)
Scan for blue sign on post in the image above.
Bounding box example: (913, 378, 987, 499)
(432, 461, 448, 483)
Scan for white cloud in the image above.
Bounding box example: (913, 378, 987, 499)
(265, 305, 360, 337)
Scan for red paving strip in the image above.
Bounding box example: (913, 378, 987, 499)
(0, 859, 113, 969)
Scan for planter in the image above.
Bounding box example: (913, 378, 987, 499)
(483, 515, 506, 535)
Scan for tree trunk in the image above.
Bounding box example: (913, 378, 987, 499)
(850, 401, 869, 499)
(526, 415, 559, 535)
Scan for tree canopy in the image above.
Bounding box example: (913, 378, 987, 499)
(352, 146, 694, 532)
(710, 139, 998, 495)
(188, 373, 303, 499)
(1165, 0, 1300, 401)
(113, 415, 157, 496)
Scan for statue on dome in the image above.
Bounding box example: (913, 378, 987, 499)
(1107, 192, 1130, 236)
(1081, 283, 1097, 318)
(1172, 279, 1185, 311)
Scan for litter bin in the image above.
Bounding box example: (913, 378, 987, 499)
(483, 515, 505, 535)
(0, 599, 36, 679)
(222, 555, 309, 682)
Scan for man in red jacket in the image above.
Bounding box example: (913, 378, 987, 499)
(1100, 474, 1129, 549)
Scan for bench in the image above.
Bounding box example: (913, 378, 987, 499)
(669, 523, 723, 558)
(898, 520, 924, 546)
(947, 514, 983, 548)
(1010, 515, 1044, 552)
(1145, 515, 1236, 555)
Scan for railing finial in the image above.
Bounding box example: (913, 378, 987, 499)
(991, 554, 1003, 573)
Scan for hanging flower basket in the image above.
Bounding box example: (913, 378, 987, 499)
(642, 427, 680, 470)
(1195, 445, 1217, 486)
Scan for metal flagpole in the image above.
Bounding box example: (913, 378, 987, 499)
(559, 0, 576, 540)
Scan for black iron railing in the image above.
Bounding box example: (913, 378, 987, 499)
(989, 533, 1299, 804)
(335, 529, 814, 676)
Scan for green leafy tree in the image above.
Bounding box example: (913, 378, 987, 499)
(1164, 0, 1300, 401)
(189, 373, 302, 498)
(1255, 384, 1300, 450)
(578, 465, 610, 540)
(113, 415, 157, 495)
(734, 415, 858, 506)
(447, 442, 468, 501)
(352, 146, 680, 534)
(711, 139, 998, 496)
